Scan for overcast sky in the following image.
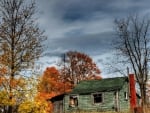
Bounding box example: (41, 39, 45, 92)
(34, 0, 150, 78)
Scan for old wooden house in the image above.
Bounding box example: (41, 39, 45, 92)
(51, 74, 138, 113)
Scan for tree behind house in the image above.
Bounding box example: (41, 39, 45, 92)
(59, 51, 101, 85)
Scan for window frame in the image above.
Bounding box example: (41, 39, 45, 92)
(69, 95, 78, 107)
(124, 92, 128, 101)
(92, 92, 104, 104)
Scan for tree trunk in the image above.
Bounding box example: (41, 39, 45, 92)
(7, 106, 12, 113)
(139, 83, 147, 106)
(8, 75, 14, 113)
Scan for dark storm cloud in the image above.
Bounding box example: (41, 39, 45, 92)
(36, 0, 150, 54)
(52, 0, 107, 22)
(36, 0, 150, 57)
(44, 31, 115, 57)
(36, 0, 150, 77)
(49, 0, 150, 22)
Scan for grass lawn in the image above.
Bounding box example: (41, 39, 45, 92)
(66, 107, 150, 113)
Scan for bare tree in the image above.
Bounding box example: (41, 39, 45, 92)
(114, 15, 150, 105)
(0, 0, 46, 112)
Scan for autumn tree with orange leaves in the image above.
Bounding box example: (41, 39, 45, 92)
(60, 51, 101, 85)
(37, 67, 72, 112)
(38, 67, 72, 100)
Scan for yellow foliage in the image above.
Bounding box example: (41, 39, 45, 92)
(18, 98, 52, 113)
(0, 91, 16, 106)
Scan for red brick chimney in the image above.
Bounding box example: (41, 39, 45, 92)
(129, 74, 137, 109)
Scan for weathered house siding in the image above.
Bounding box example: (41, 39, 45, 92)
(63, 79, 130, 112)
(51, 94, 65, 113)
(51, 76, 138, 113)
(119, 82, 130, 110)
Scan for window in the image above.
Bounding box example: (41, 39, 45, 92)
(93, 93, 103, 104)
(124, 92, 128, 101)
(69, 95, 78, 107)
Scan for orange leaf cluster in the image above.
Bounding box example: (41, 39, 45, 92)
(38, 67, 72, 100)
(60, 51, 102, 85)
(0, 67, 7, 75)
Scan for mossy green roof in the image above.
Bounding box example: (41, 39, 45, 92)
(71, 77, 128, 94)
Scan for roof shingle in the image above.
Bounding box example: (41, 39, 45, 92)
(71, 77, 128, 94)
